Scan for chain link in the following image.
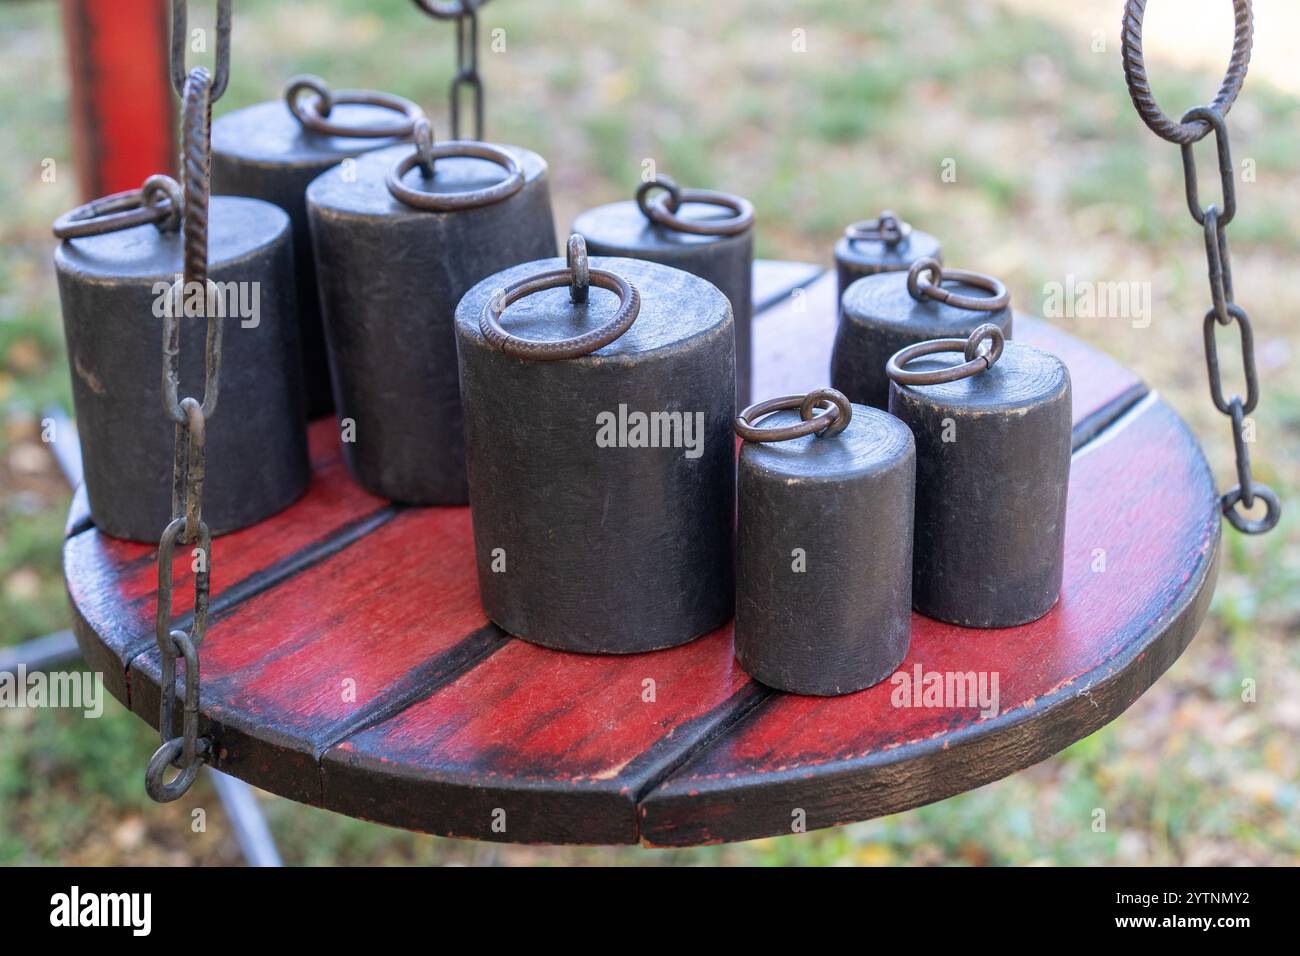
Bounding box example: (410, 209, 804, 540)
(1122, 0, 1279, 535)
(169, 0, 231, 103)
(146, 8, 228, 803)
(413, 0, 485, 140)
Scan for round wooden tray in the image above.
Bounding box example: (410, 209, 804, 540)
(64, 261, 1220, 846)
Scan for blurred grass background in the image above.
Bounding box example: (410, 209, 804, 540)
(1, 0, 1297, 865)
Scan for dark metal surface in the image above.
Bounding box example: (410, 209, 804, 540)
(54, 193, 308, 541)
(832, 269, 1014, 410)
(834, 212, 941, 303)
(1122, 0, 1277, 534)
(1121, 0, 1251, 145)
(889, 340, 1072, 628)
(735, 399, 915, 695)
(211, 92, 415, 419)
(573, 192, 754, 407)
(308, 141, 555, 504)
(456, 256, 735, 654)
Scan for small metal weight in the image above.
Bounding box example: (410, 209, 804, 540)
(307, 118, 556, 505)
(573, 175, 755, 407)
(212, 76, 422, 418)
(887, 325, 1072, 628)
(834, 210, 942, 302)
(832, 258, 1013, 410)
(53, 180, 309, 542)
(456, 239, 736, 654)
(734, 388, 915, 696)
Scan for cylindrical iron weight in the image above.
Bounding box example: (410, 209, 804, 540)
(835, 212, 941, 303)
(307, 137, 556, 505)
(888, 333, 1071, 628)
(735, 391, 915, 695)
(54, 196, 309, 541)
(456, 254, 736, 654)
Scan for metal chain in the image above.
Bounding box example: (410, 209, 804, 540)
(170, 0, 231, 103)
(146, 5, 228, 804)
(1122, 0, 1279, 535)
(413, 0, 486, 140)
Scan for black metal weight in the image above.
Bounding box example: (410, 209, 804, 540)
(54, 189, 308, 542)
(734, 389, 915, 696)
(832, 258, 1013, 410)
(456, 242, 736, 654)
(307, 119, 556, 505)
(835, 211, 942, 303)
(887, 325, 1071, 628)
(211, 76, 422, 418)
(572, 175, 754, 407)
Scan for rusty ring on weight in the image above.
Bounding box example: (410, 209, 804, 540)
(887, 323, 1005, 388)
(1121, 0, 1253, 145)
(386, 119, 523, 211)
(412, 0, 486, 19)
(481, 263, 641, 361)
(567, 234, 590, 304)
(284, 75, 423, 139)
(907, 258, 1009, 312)
(734, 388, 852, 443)
(845, 210, 912, 246)
(637, 176, 754, 237)
(52, 175, 183, 239)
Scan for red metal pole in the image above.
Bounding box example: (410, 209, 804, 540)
(61, 0, 174, 200)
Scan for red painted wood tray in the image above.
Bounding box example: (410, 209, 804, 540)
(64, 261, 1220, 846)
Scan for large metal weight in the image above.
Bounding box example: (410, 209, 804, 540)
(456, 243, 736, 653)
(734, 389, 915, 695)
(835, 211, 942, 303)
(573, 176, 755, 407)
(54, 189, 308, 542)
(887, 326, 1072, 628)
(212, 76, 421, 418)
(832, 258, 1013, 410)
(307, 119, 556, 504)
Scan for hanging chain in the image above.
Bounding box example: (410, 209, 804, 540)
(145, 1, 231, 803)
(1121, 0, 1279, 535)
(413, 0, 487, 140)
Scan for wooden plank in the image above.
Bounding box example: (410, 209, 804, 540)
(127, 506, 503, 803)
(751, 259, 824, 314)
(638, 395, 1220, 846)
(65, 420, 390, 703)
(323, 627, 769, 844)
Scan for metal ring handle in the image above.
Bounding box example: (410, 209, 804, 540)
(386, 119, 523, 211)
(567, 234, 590, 304)
(481, 262, 641, 360)
(52, 174, 183, 239)
(734, 388, 852, 443)
(1121, 0, 1253, 145)
(845, 210, 912, 246)
(907, 258, 1009, 312)
(285, 75, 423, 139)
(887, 324, 1005, 387)
(637, 176, 754, 236)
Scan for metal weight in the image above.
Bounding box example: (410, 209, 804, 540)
(54, 192, 308, 542)
(572, 176, 755, 407)
(887, 326, 1071, 628)
(832, 258, 1013, 410)
(456, 247, 736, 654)
(211, 76, 422, 418)
(734, 389, 915, 696)
(307, 120, 555, 504)
(834, 211, 942, 303)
